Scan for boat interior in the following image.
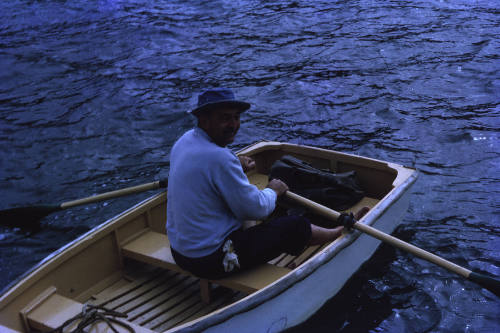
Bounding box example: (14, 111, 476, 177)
(0, 142, 413, 333)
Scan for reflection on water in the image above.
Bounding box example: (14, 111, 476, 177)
(0, 0, 499, 331)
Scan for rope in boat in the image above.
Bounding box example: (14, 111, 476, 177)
(47, 303, 135, 333)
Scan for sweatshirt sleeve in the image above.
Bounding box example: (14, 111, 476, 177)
(212, 152, 277, 221)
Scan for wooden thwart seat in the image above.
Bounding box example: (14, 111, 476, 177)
(121, 230, 291, 295)
(120, 196, 380, 301)
(20, 286, 154, 333)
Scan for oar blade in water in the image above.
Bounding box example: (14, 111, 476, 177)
(0, 205, 61, 230)
(468, 272, 500, 298)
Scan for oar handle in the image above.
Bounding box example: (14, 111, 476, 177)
(60, 179, 168, 209)
(284, 191, 471, 278)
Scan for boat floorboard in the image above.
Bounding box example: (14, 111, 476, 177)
(87, 261, 244, 332)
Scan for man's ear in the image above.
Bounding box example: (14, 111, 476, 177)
(197, 110, 212, 128)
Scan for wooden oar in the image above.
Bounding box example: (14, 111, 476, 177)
(285, 191, 500, 298)
(0, 179, 168, 230)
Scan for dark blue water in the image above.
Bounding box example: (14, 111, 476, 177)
(1, 0, 498, 331)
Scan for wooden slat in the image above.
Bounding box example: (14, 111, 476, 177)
(126, 275, 193, 322)
(268, 253, 287, 265)
(24, 292, 154, 333)
(139, 282, 200, 327)
(91, 278, 139, 305)
(75, 271, 123, 302)
(105, 271, 176, 310)
(176, 289, 240, 328)
(136, 278, 200, 326)
(166, 299, 222, 331)
(77, 321, 152, 333)
(154, 288, 235, 332)
(114, 277, 181, 314)
(291, 245, 321, 267)
(91, 267, 164, 306)
(114, 273, 186, 314)
(275, 254, 297, 268)
(149, 292, 201, 330)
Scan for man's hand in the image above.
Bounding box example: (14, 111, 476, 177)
(238, 156, 256, 173)
(267, 179, 289, 197)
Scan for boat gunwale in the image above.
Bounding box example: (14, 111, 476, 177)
(237, 141, 412, 172)
(168, 142, 419, 332)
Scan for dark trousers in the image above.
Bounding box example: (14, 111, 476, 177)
(171, 215, 311, 279)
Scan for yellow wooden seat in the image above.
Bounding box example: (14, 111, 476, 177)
(121, 230, 291, 295)
(20, 287, 154, 333)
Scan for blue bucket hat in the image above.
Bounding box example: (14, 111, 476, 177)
(190, 88, 251, 117)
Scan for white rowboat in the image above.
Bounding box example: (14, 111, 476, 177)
(0, 141, 417, 332)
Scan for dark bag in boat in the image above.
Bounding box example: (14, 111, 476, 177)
(269, 155, 364, 211)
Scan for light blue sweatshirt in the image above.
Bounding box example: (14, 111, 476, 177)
(166, 127, 277, 258)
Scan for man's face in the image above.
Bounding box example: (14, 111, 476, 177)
(200, 108, 241, 147)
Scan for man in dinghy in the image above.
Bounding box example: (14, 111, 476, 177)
(166, 88, 367, 279)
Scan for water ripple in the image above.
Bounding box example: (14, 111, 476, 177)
(1, 0, 499, 331)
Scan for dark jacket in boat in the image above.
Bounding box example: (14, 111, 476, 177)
(269, 155, 364, 211)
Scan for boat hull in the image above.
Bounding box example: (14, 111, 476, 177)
(0, 141, 417, 333)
